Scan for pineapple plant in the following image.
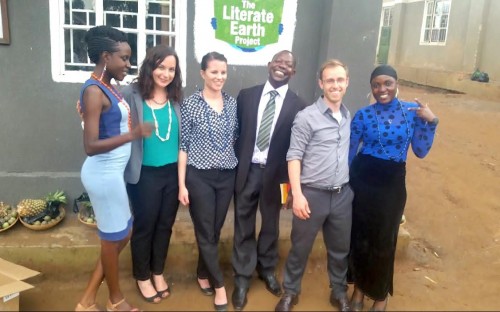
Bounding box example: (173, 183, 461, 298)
(44, 190, 67, 218)
(18, 190, 67, 226)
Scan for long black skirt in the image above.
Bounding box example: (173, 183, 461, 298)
(348, 154, 406, 300)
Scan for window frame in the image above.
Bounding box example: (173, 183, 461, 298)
(419, 0, 452, 46)
(49, 0, 186, 84)
(382, 7, 393, 28)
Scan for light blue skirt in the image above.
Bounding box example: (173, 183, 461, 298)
(81, 143, 132, 241)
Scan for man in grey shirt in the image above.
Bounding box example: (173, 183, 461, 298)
(275, 59, 353, 312)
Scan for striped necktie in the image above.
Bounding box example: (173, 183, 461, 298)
(256, 90, 279, 151)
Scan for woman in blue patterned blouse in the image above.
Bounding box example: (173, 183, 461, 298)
(178, 51, 238, 311)
(348, 65, 438, 311)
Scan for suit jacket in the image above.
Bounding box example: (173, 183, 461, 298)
(235, 84, 307, 194)
(122, 83, 181, 184)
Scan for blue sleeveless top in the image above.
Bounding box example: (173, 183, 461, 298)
(79, 78, 129, 139)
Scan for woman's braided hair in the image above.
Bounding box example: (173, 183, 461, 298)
(85, 25, 128, 64)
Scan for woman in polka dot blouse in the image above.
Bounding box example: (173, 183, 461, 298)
(178, 51, 238, 311)
(348, 65, 438, 311)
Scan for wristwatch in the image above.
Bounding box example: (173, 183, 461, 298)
(429, 117, 439, 125)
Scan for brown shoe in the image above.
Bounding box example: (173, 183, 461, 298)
(275, 293, 298, 312)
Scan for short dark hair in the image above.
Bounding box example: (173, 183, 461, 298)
(201, 52, 227, 70)
(136, 45, 183, 103)
(85, 25, 128, 64)
(272, 50, 297, 68)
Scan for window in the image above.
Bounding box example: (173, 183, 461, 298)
(49, 0, 186, 84)
(382, 7, 393, 28)
(420, 0, 451, 45)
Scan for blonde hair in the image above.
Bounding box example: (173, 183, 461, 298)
(319, 59, 349, 80)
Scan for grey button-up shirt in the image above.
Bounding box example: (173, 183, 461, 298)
(286, 96, 351, 187)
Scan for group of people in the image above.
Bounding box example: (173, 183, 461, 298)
(75, 25, 438, 312)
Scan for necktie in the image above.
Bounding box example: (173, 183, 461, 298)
(256, 90, 278, 151)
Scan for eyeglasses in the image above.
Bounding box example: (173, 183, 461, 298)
(322, 78, 346, 85)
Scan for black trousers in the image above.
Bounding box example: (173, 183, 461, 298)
(232, 164, 282, 288)
(186, 165, 236, 289)
(127, 163, 179, 281)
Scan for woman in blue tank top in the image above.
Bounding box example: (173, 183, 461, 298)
(75, 26, 152, 312)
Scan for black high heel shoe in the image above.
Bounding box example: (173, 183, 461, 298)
(198, 278, 214, 296)
(214, 302, 228, 311)
(151, 275, 171, 299)
(135, 280, 161, 303)
(213, 286, 228, 311)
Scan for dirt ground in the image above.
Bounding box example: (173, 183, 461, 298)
(16, 84, 500, 311)
(386, 84, 500, 311)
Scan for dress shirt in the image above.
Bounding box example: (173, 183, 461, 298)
(287, 96, 351, 187)
(180, 91, 238, 170)
(251, 81, 288, 164)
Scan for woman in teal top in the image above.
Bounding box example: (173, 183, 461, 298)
(141, 100, 179, 165)
(123, 45, 183, 304)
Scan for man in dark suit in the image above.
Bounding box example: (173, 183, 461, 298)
(232, 50, 307, 311)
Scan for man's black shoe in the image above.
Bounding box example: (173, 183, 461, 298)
(330, 293, 351, 312)
(275, 293, 298, 312)
(231, 287, 248, 311)
(258, 274, 282, 296)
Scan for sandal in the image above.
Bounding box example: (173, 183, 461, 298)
(106, 298, 140, 312)
(135, 281, 161, 303)
(369, 298, 388, 311)
(152, 275, 171, 299)
(350, 287, 365, 311)
(75, 302, 102, 311)
(157, 287, 170, 299)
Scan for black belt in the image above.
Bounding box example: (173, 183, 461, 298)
(251, 163, 266, 169)
(305, 182, 349, 193)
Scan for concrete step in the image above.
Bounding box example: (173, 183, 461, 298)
(1, 206, 410, 270)
(0, 206, 410, 311)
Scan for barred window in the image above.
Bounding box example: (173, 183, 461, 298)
(382, 7, 392, 27)
(420, 0, 451, 45)
(49, 0, 186, 83)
